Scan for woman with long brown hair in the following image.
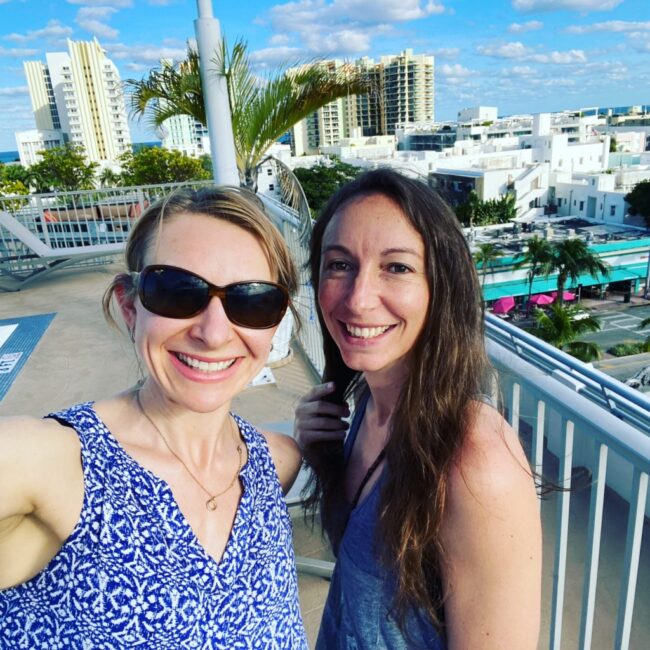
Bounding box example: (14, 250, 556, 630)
(295, 168, 541, 648)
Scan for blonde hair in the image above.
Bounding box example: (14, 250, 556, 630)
(102, 185, 298, 328)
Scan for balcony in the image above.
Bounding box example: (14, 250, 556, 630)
(1, 187, 649, 648)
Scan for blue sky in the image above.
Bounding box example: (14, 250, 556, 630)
(0, 0, 648, 151)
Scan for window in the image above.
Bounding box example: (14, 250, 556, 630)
(268, 184, 275, 191)
(610, 205, 616, 216)
(267, 168, 272, 176)
(579, 201, 584, 211)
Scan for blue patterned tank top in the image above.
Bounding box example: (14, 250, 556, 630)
(317, 395, 445, 650)
(0, 403, 307, 649)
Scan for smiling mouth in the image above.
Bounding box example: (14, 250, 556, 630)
(175, 352, 237, 373)
(345, 323, 392, 339)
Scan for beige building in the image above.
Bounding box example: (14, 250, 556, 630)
(290, 49, 434, 155)
(21, 38, 131, 166)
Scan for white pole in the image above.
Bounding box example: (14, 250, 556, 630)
(194, 0, 240, 186)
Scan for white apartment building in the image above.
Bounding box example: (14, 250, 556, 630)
(15, 129, 66, 167)
(20, 38, 131, 166)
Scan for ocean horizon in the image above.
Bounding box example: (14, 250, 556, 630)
(0, 150, 19, 164)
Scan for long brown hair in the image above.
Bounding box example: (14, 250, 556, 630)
(305, 168, 488, 630)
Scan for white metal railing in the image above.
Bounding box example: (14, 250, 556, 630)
(0, 181, 213, 290)
(268, 196, 650, 649)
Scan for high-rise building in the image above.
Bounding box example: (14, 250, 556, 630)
(290, 49, 434, 154)
(21, 38, 131, 165)
(380, 49, 434, 135)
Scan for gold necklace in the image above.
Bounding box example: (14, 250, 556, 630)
(135, 391, 243, 512)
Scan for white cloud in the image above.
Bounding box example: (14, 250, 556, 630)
(250, 46, 304, 64)
(105, 43, 188, 66)
(67, 0, 132, 7)
(529, 49, 587, 63)
(260, 1, 445, 60)
(76, 19, 119, 40)
(431, 47, 459, 58)
(566, 20, 650, 34)
(478, 41, 587, 64)
(503, 65, 536, 75)
(269, 34, 291, 46)
(439, 63, 472, 77)
(508, 20, 543, 33)
(512, 0, 622, 11)
(76, 7, 119, 40)
(0, 86, 28, 96)
(0, 45, 40, 57)
(4, 20, 73, 44)
(477, 41, 532, 58)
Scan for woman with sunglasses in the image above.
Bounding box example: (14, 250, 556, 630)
(295, 169, 541, 649)
(0, 187, 307, 648)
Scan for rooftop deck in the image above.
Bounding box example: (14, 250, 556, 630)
(2, 188, 650, 648)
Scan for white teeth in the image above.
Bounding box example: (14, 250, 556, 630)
(345, 324, 390, 339)
(177, 353, 236, 372)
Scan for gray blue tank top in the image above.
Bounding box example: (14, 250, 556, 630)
(317, 395, 445, 650)
(0, 402, 307, 649)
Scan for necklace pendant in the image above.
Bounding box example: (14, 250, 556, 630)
(206, 496, 218, 511)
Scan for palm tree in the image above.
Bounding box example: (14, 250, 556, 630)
(529, 302, 603, 362)
(547, 238, 609, 305)
(515, 235, 553, 312)
(126, 41, 372, 193)
(99, 168, 121, 188)
(473, 242, 501, 291)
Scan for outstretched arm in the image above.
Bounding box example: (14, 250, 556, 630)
(441, 403, 542, 650)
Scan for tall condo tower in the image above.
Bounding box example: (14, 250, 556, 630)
(23, 38, 131, 164)
(379, 49, 435, 135)
(289, 49, 434, 154)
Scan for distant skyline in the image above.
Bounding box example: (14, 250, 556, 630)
(0, 0, 648, 151)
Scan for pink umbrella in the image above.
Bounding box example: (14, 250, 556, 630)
(550, 291, 576, 302)
(491, 296, 515, 314)
(529, 293, 554, 306)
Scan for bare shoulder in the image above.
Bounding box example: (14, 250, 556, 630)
(260, 429, 302, 494)
(0, 414, 81, 518)
(450, 401, 532, 501)
(442, 401, 541, 649)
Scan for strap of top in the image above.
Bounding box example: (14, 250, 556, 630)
(350, 446, 386, 510)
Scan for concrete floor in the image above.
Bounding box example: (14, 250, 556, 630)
(2, 263, 649, 649)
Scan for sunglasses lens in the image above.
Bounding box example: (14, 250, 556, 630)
(141, 267, 207, 318)
(225, 283, 288, 329)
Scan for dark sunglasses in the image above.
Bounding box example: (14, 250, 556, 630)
(132, 264, 289, 329)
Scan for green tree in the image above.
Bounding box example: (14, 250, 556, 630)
(515, 235, 553, 312)
(30, 143, 98, 192)
(126, 41, 372, 193)
(546, 238, 609, 304)
(99, 167, 121, 188)
(473, 242, 501, 289)
(456, 191, 517, 227)
(529, 303, 602, 362)
(119, 147, 211, 186)
(293, 160, 362, 215)
(625, 179, 650, 226)
(0, 179, 30, 214)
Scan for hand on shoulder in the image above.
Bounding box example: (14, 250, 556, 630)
(441, 402, 542, 649)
